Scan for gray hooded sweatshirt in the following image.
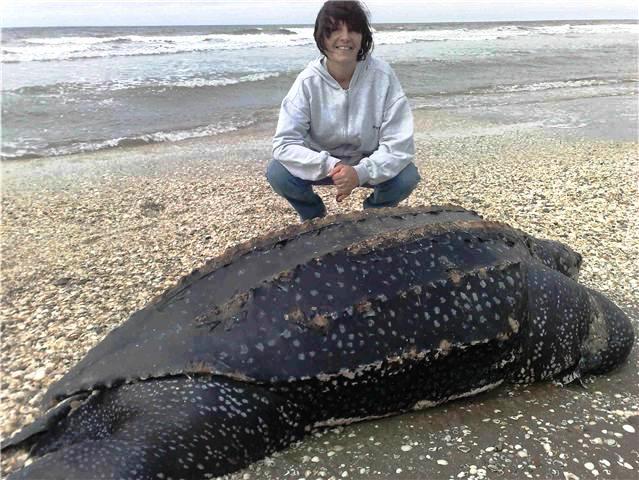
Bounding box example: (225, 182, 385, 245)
(272, 55, 415, 186)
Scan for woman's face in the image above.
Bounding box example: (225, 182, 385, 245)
(324, 21, 362, 65)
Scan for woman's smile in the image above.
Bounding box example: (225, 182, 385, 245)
(326, 21, 362, 63)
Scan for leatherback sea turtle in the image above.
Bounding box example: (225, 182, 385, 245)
(3, 206, 634, 479)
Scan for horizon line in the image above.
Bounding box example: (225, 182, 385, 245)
(4, 17, 637, 29)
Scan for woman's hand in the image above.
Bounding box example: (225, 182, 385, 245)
(329, 164, 359, 202)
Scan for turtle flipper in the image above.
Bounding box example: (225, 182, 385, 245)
(8, 376, 308, 479)
(2, 393, 90, 453)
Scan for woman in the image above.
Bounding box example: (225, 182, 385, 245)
(267, 0, 420, 221)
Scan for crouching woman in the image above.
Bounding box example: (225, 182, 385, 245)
(267, 0, 420, 221)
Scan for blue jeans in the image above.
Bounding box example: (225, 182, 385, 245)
(266, 159, 421, 221)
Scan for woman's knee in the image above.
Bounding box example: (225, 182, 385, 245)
(395, 163, 421, 195)
(266, 159, 290, 194)
(266, 159, 313, 200)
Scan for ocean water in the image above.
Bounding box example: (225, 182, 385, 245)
(2, 21, 637, 160)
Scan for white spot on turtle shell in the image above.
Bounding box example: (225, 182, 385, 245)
(508, 316, 520, 333)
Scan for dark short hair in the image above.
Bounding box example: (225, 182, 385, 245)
(314, 1, 374, 61)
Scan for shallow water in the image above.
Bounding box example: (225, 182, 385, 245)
(2, 20, 637, 159)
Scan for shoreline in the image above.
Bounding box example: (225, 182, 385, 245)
(3, 96, 638, 169)
(1, 109, 638, 478)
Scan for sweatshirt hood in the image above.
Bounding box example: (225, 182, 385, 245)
(308, 56, 368, 90)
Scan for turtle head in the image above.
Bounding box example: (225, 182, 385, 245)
(579, 290, 635, 374)
(527, 238, 582, 280)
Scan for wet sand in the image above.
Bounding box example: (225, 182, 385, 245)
(1, 110, 638, 479)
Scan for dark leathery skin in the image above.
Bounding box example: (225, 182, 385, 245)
(3, 205, 633, 479)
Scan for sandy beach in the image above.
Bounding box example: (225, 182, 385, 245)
(1, 109, 638, 479)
